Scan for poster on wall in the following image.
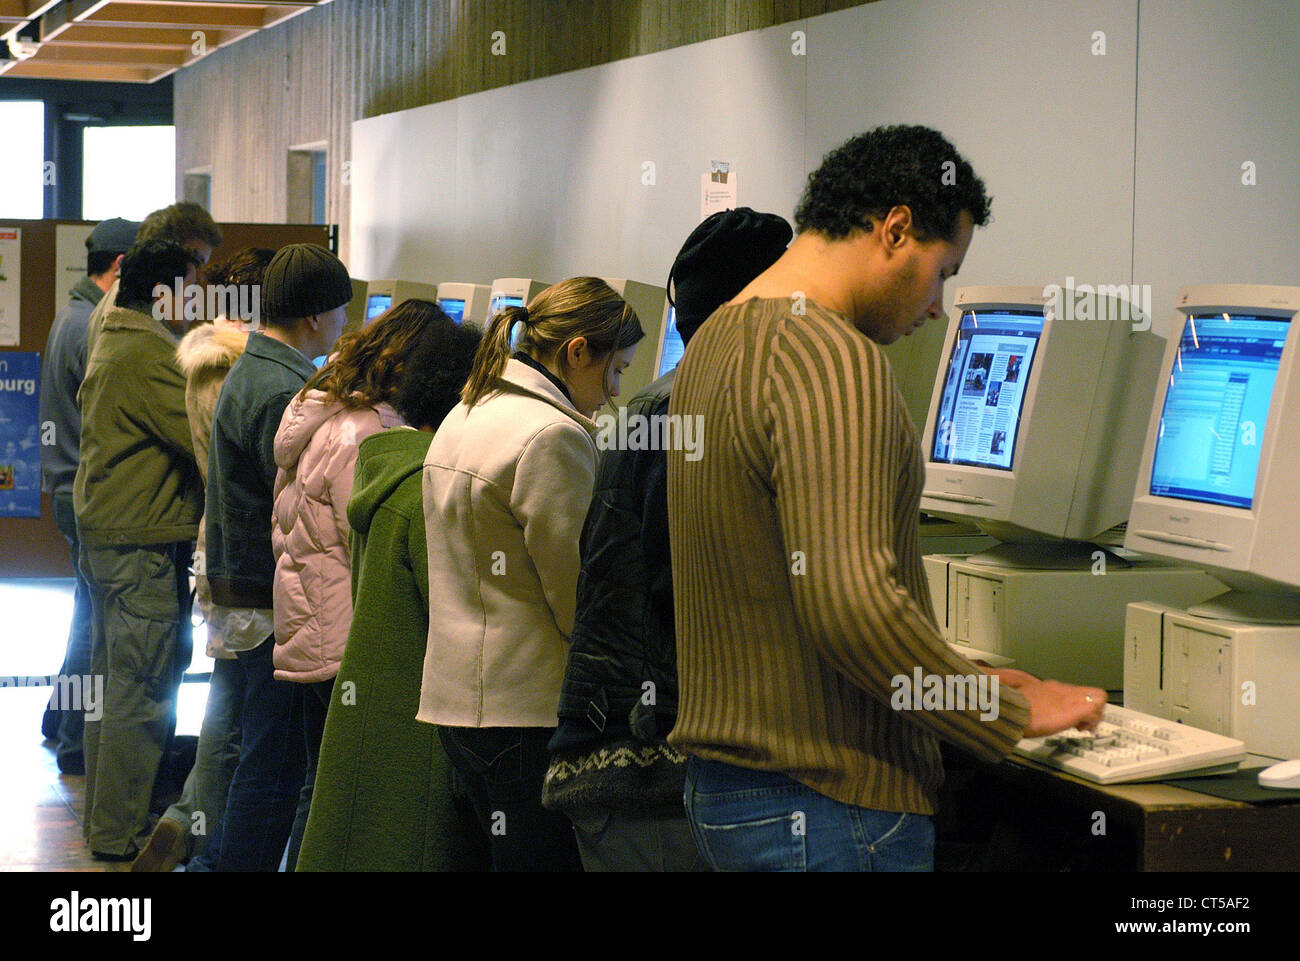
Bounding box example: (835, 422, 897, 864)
(0, 352, 42, 517)
(55, 224, 96, 310)
(701, 162, 738, 222)
(0, 228, 21, 346)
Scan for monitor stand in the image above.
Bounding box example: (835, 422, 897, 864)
(962, 541, 1133, 571)
(1186, 589, 1300, 626)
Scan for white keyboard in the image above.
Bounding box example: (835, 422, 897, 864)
(1013, 704, 1246, 784)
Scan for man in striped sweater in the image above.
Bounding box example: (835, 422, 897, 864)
(666, 125, 1107, 871)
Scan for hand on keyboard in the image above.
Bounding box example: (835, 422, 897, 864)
(1013, 676, 1108, 738)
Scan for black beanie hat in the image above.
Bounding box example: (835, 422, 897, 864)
(668, 207, 793, 340)
(261, 243, 352, 322)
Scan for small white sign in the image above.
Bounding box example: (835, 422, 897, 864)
(700, 162, 738, 221)
(0, 227, 22, 346)
(55, 223, 96, 309)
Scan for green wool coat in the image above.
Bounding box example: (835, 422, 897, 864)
(296, 427, 489, 871)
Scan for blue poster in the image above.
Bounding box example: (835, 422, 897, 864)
(0, 352, 41, 517)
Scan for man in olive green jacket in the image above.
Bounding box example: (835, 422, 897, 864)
(74, 239, 204, 859)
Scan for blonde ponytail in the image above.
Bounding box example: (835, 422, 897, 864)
(461, 278, 643, 408)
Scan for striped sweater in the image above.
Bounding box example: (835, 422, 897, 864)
(666, 298, 1031, 814)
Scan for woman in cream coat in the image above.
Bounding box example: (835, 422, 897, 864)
(420, 277, 642, 871)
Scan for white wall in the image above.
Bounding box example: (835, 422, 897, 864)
(351, 0, 1300, 338)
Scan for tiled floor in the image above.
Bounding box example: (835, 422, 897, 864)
(1, 578, 210, 873)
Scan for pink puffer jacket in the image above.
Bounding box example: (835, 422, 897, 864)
(271, 389, 404, 681)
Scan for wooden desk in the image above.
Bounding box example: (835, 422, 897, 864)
(937, 749, 1300, 871)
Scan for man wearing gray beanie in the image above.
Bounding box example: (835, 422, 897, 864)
(202, 243, 351, 871)
(543, 208, 791, 870)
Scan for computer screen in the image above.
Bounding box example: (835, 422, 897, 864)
(930, 310, 1044, 470)
(366, 294, 392, 321)
(490, 294, 524, 318)
(1149, 314, 1290, 510)
(656, 305, 684, 378)
(439, 298, 466, 325)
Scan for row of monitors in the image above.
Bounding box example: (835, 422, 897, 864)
(354, 276, 686, 403)
(352, 276, 1300, 609)
(919, 284, 1300, 614)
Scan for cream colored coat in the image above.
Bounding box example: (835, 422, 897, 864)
(418, 359, 598, 728)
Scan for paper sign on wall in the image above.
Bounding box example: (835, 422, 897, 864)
(700, 162, 738, 221)
(55, 224, 96, 310)
(0, 351, 42, 517)
(0, 228, 21, 347)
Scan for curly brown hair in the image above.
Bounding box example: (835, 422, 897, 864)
(300, 298, 440, 409)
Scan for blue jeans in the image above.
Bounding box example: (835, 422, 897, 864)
(214, 635, 305, 872)
(683, 757, 934, 872)
(45, 494, 93, 771)
(169, 655, 244, 871)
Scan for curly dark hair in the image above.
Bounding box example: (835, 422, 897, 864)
(393, 309, 483, 429)
(793, 125, 991, 242)
(301, 297, 438, 409)
(115, 239, 201, 312)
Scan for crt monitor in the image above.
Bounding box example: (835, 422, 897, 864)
(365, 293, 392, 321)
(601, 277, 667, 403)
(1126, 284, 1300, 622)
(437, 282, 491, 327)
(921, 285, 1164, 567)
(655, 303, 684, 378)
(364, 279, 440, 321)
(342, 277, 369, 337)
(489, 278, 549, 320)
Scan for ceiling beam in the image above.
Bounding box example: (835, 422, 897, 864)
(0, 56, 160, 81)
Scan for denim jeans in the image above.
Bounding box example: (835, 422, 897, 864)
(438, 726, 582, 872)
(683, 757, 934, 872)
(285, 678, 333, 872)
(214, 635, 305, 872)
(166, 654, 244, 870)
(44, 494, 93, 771)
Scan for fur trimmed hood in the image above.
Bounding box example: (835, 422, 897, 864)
(176, 323, 249, 378)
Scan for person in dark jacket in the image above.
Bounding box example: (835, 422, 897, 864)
(39, 217, 138, 773)
(296, 306, 488, 872)
(204, 243, 351, 871)
(542, 208, 792, 870)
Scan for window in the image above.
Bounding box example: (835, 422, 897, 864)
(0, 101, 46, 219)
(288, 144, 327, 224)
(82, 125, 177, 221)
(184, 168, 212, 209)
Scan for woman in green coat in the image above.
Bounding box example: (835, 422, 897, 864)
(296, 303, 488, 871)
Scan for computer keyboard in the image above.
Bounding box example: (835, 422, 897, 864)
(1013, 704, 1246, 784)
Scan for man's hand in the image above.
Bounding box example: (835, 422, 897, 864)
(1019, 679, 1108, 737)
(973, 665, 1107, 736)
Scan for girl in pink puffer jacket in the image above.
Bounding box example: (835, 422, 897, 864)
(270, 298, 444, 871)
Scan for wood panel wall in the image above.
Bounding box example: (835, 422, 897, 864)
(174, 0, 876, 264)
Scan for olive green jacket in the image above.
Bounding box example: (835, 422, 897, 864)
(74, 304, 202, 547)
